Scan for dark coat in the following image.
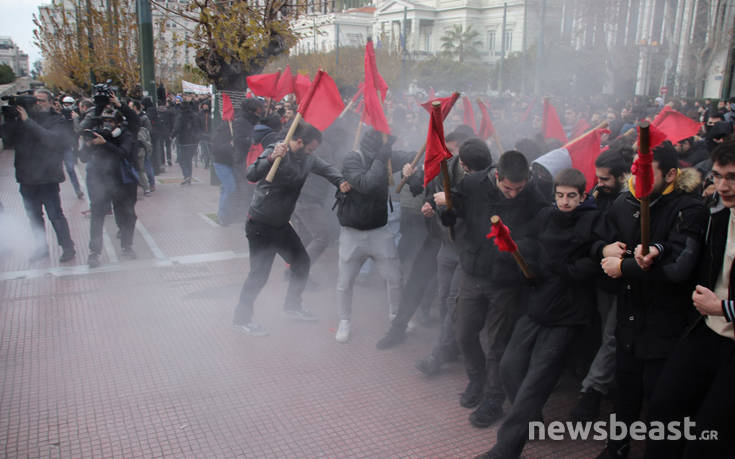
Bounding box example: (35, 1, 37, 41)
(526, 203, 603, 326)
(4, 111, 72, 185)
(246, 144, 344, 227)
(440, 168, 549, 283)
(699, 203, 735, 301)
(172, 105, 201, 146)
(596, 179, 706, 359)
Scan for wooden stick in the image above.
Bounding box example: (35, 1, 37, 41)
(490, 215, 534, 279)
(638, 121, 651, 256)
(265, 112, 302, 183)
(394, 92, 461, 193)
(492, 132, 504, 154)
(381, 133, 394, 186)
(563, 120, 609, 149)
(338, 96, 356, 119)
(352, 120, 363, 151)
(440, 159, 454, 241)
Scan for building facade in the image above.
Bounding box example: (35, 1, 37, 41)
(0, 37, 29, 78)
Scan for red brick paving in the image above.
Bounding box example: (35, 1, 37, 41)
(0, 149, 618, 457)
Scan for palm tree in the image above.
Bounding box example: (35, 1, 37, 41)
(440, 24, 483, 63)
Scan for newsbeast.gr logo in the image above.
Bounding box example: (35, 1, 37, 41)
(529, 415, 719, 442)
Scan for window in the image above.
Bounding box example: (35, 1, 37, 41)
(424, 32, 430, 51)
(504, 30, 512, 52)
(487, 30, 496, 52)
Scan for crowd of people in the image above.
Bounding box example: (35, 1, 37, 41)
(2, 83, 734, 458)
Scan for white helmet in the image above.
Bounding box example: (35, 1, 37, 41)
(62, 96, 75, 104)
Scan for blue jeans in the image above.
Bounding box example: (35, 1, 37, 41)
(19, 183, 75, 251)
(64, 148, 82, 195)
(144, 155, 155, 189)
(213, 162, 236, 224)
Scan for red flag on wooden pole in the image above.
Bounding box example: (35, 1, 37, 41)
(462, 96, 476, 133)
(273, 65, 295, 101)
(221, 93, 234, 122)
(477, 99, 496, 140)
(420, 92, 461, 119)
(246, 71, 280, 98)
(424, 101, 453, 187)
(361, 38, 390, 133)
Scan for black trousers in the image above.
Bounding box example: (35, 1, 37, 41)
(455, 273, 525, 403)
(87, 174, 137, 254)
(645, 320, 735, 459)
(493, 316, 579, 458)
(390, 233, 441, 331)
(19, 183, 74, 251)
(233, 219, 310, 325)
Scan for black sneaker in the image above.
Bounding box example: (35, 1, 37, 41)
(233, 322, 269, 337)
(376, 327, 406, 350)
(88, 253, 101, 268)
(570, 388, 603, 422)
(460, 379, 485, 408)
(415, 354, 441, 377)
(59, 247, 76, 263)
(121, 247, 137, 260)
(469, 398, 504, 427)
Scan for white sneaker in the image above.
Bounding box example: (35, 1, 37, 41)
(335, 319, 351, 343)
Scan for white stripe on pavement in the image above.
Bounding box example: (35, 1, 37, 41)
(135, 220, 166, 260)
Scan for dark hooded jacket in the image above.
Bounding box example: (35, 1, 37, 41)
(526, 200, 603, 326)
(246, 143, 344, 227)
(440, 167, 549, 283)
(594, 169, 706, 359)
(3, 110, 72, 185)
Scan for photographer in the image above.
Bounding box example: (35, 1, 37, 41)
(1, 89, 76, 262)
(60, 96, 84, 199)
(172, 94, 202, 185)
(81, 109, 138, 268)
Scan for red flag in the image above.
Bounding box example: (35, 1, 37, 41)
(632, 125, 655, 198)
(273, 65, 295, 101)
(477, 99, 496, 140)
(423, 102, 453, 187)
(298, 69, 344, 132)
(462, 96, 476, 133)
(543, 99, 568, 144)
(486, 217, 518, 253)
(648, 123, 668, 150)
(520, 98, 536, 123)
(651, 107, 703, 145)
(221, 93, 234, 122)
(570, 118, 591, 139)
(564, 128, 609, 192)
(420, 92, 460, 120)
(361, 38, 391, 134)
(246, 71, 280, 98)
(294, 73, 311, 103)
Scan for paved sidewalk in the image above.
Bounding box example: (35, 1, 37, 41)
(0, 149, 612, 458)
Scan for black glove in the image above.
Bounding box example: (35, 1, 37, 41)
(439, 208, 457, 227)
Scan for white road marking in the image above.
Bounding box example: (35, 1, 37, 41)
(0, 250, 249, 281)
(103, 229, 119, 263)
(135, 220, 166, 260)
(197, 212, 220, 228)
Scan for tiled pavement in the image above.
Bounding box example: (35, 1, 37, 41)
(0, 149, 616, 458)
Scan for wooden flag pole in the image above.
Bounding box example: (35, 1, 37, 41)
(352, 120, 363, 151)
(490, 215, 534, 279)
(339, 96, 356, 119)
(638, 121, 651, 256)
(563, 120, 609, 149)
(265, 112, 303, 183)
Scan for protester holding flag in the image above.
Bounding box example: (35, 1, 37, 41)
(477, 168, 603, 459)
(414, 137, 493, 376)
(595, 142, 705, 459)
(570, 146, 635, 423)
(232, 122, 350, 336)
(437, 151, 548, 427)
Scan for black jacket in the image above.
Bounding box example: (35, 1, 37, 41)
(82, 129, 137, 184)
(246, 144, 344, 227)
(4, 110, 72, 185)
(699, 202, 735, 300)
(526, 202, 603, 326)
(440, 168, 549, 283)
(596, 181, 706, 359)
(173, 105, 201, 146)
(337, 149, 403, 230)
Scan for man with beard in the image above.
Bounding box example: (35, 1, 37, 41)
(595, 142, 705, 459)
(2, 89, 76, 262)
(233, 122, 351, 337)
(570, 147, 634, 421)
(81, 109, 139, 268)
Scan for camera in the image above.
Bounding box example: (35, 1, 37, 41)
(93, 80, 118, 108)
(1, 91, 36, 120)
